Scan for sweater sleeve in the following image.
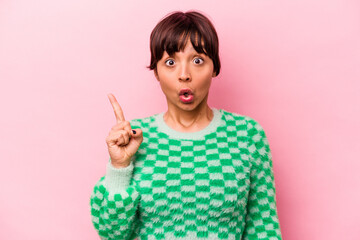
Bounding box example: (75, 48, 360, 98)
(90, 159, 140, 240)
(242, 118, 282, 240)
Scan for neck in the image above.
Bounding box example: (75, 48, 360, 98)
(164, 99, 214, 132)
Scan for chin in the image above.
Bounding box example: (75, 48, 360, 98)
(178, 102, 206, 112)
(173, 101, 196, 111)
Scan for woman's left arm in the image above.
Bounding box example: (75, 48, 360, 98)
(242, 117, 282, 240)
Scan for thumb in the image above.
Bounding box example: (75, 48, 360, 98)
(126, 128, 143, 157)
(131, 128, 143, 143)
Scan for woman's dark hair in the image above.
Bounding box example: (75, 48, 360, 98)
(147, 10, 221, 77)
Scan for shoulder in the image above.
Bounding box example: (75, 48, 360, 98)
(219, 108, 264, 132)
(219, 108, 269, 146)
(219, 109, 271, 159)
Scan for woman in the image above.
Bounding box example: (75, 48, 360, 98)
(90, 10, 282, 240)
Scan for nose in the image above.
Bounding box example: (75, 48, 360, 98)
(178, 63, 191, 82)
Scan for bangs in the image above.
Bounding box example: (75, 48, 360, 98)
(163, 29, 207, 57)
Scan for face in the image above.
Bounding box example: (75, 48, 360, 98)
(154, 37, 216, 112)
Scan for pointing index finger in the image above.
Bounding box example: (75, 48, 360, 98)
(107, 93, 125, 123)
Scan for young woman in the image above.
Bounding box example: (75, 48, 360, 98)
(90, 11, 282, 240)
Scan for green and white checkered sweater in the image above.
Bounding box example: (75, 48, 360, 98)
(90, 108, 282, 240)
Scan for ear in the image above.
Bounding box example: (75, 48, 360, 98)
(212, 71, 217, 78)
(154, 69, 160, 81)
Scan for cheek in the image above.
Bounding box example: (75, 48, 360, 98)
(157, 67, 173, 82)
(200, 80, 212, 92)
(158, 76, 175, 95)
(196, 71, 213, 88)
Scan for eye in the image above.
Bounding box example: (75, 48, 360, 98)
(193, 57, 204, 65)
(165, 59, 175, 66)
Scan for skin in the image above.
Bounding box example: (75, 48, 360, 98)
(154, 37, 217, 132)
(106, 93, 143, 168)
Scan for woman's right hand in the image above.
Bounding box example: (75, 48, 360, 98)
(105, 93, 143, 168)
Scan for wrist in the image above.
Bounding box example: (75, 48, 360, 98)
(111, 161, 130, 169)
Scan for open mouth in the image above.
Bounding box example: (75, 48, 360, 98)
(179, 88, 194, 103)
(179, 88, 193, 96)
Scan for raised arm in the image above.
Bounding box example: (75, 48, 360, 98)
(90, 93, 143, 239)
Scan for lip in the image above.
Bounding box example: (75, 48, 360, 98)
(179, 94, 194, 103)
(179, 88, 193, 96)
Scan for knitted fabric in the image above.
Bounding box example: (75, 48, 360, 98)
(90, 108, 282, 240)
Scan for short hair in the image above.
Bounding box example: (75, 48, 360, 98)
(147, 10, 221, 77)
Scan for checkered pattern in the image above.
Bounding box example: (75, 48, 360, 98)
(90, 109, 282, 239)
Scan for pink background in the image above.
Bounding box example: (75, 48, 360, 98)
(1, 0, 359, 239)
